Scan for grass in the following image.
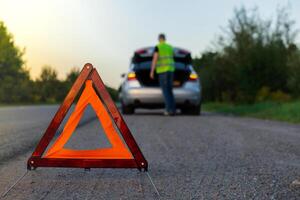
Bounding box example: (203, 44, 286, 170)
(203, 101, 300, 123)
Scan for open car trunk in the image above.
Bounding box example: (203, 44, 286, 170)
(134, 61, 190, 87)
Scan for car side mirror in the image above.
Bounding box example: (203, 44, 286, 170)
(121, 73, 126, 78)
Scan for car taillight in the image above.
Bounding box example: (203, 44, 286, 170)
(127, 72, 136, 81)
(189, 73, 198, 81)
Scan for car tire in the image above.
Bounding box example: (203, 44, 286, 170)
(181, 104, 201, 115)
(121, 103, 134, 115)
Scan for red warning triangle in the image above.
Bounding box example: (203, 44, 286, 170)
(27, 63, 148, 171)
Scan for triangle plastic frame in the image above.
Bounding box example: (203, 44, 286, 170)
(27, 63, 148, 171)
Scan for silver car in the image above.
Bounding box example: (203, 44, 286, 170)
(119, 47, 201, 115)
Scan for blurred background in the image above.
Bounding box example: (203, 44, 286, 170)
(0, 0, 300, 122)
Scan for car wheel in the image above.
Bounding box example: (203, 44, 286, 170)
(181, 104, 201, 115)
(121, 103, 134, 115)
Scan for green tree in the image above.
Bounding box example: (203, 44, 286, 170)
(35, 66, 63, 103)
(0, 20, 119, 104)
(0, 21, 32, 103)
(287, 49, 300, 96)
(194, 7, 298, 103)
(66, 67, 80, 83)
(65, 67, 80, 89)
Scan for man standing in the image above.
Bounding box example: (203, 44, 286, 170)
(150, 33, 176, 115)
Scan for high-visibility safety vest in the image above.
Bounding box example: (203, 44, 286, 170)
(156, 42, 175, 74)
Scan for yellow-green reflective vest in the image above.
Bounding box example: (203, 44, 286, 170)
(156, 42, 175, 74)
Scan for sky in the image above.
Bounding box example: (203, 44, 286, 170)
(0, 0, 300, 88)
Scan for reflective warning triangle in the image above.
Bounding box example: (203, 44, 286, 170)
(28, 63, 148, 171)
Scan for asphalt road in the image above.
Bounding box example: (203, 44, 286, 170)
(0, 105, 300, 199)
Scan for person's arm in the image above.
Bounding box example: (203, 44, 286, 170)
(150, 52, 158, 79)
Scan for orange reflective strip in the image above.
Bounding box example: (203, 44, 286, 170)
(44, 80, 132, 159)
(45, 148, 132, 159)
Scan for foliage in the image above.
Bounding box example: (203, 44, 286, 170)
(0, 21, 118, 104)
(0, 21, 31, 103)
(287, 50, 300, 96)
(255, 86, 291, 102)
(35, 66, 64, 103)
(194, 7, 299, 103)
(106, 85, 118, 101)
(65, 67, 80, 88)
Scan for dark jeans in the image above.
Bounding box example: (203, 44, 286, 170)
(158, 72, 176, 113)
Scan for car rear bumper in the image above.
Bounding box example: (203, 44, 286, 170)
(121, 86, 201, 108)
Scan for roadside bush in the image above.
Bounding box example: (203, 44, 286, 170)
(270, 90, 291, 102)
(194, 6, 299, 104)
(255, 86, 291, 102)
(256, 86, 271, 102)
(287, 50, 300, 97)
(221, 92, 232, 102)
